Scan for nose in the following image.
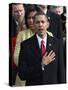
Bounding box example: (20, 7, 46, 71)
(30, 18, 33, 22)
(29, 17, 34, 24)
(18, 11, 22, 16)
(39, 22, 42, 26)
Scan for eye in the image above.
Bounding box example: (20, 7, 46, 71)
(41, 21, 45, 23)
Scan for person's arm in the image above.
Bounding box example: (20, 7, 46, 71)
(14, 30, 33, 66)
(14, 32, 22, 66)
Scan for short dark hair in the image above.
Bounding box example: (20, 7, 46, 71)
(11, 3, 23, 5)
(33, 11, 48, 21)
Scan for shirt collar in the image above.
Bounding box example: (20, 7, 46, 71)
(36, 34, 47, 48)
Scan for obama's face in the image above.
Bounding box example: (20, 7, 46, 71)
(34, 14, 49, 37)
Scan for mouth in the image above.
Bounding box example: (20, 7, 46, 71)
(39, 29, 44, 31)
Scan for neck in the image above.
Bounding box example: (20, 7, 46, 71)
(38, 32, 47, 39)
(31, 29, 36, 33)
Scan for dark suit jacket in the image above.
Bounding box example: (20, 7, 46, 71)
(47, 10, 63, 40)
(18, 34, 66, 86)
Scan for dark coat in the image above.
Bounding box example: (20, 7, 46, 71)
(18, 34, 66, 86)
(47, 10, 63, 40)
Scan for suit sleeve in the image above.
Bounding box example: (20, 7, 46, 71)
(58, 40, 66, 83)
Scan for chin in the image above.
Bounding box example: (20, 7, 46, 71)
(40, 32, 44, 36)
(40, 31, 44, 34)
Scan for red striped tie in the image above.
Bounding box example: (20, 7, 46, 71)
(41, 40, 46, 56)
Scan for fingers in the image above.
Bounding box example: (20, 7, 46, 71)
(50, 52, 56, 58)
(48, 50, 55, 57)
(44, 50, 55, 57)
(48, 50, 53, 56)
(50, 57, 55, 62)
(48, 51, 56, 62)
(42, 50, 56, 65)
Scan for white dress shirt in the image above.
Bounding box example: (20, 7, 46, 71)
(36, 34, 47, 49)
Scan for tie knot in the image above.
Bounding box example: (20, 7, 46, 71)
(41, 40, 44, 44)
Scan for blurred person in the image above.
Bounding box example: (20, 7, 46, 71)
(18, 12, 65, 86)
(49, 6, 66, 68)
(9, 3, 25, 85)
(49, 6, 66, 35)
(12, 3, 25, 35)
(49, 6, 64, 15)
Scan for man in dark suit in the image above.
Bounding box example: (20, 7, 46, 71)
(18, 12, 66, 86)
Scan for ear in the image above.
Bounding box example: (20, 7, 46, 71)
(47, 22, 49, 29)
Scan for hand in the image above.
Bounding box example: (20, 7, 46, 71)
(42, 50, 56, 65)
